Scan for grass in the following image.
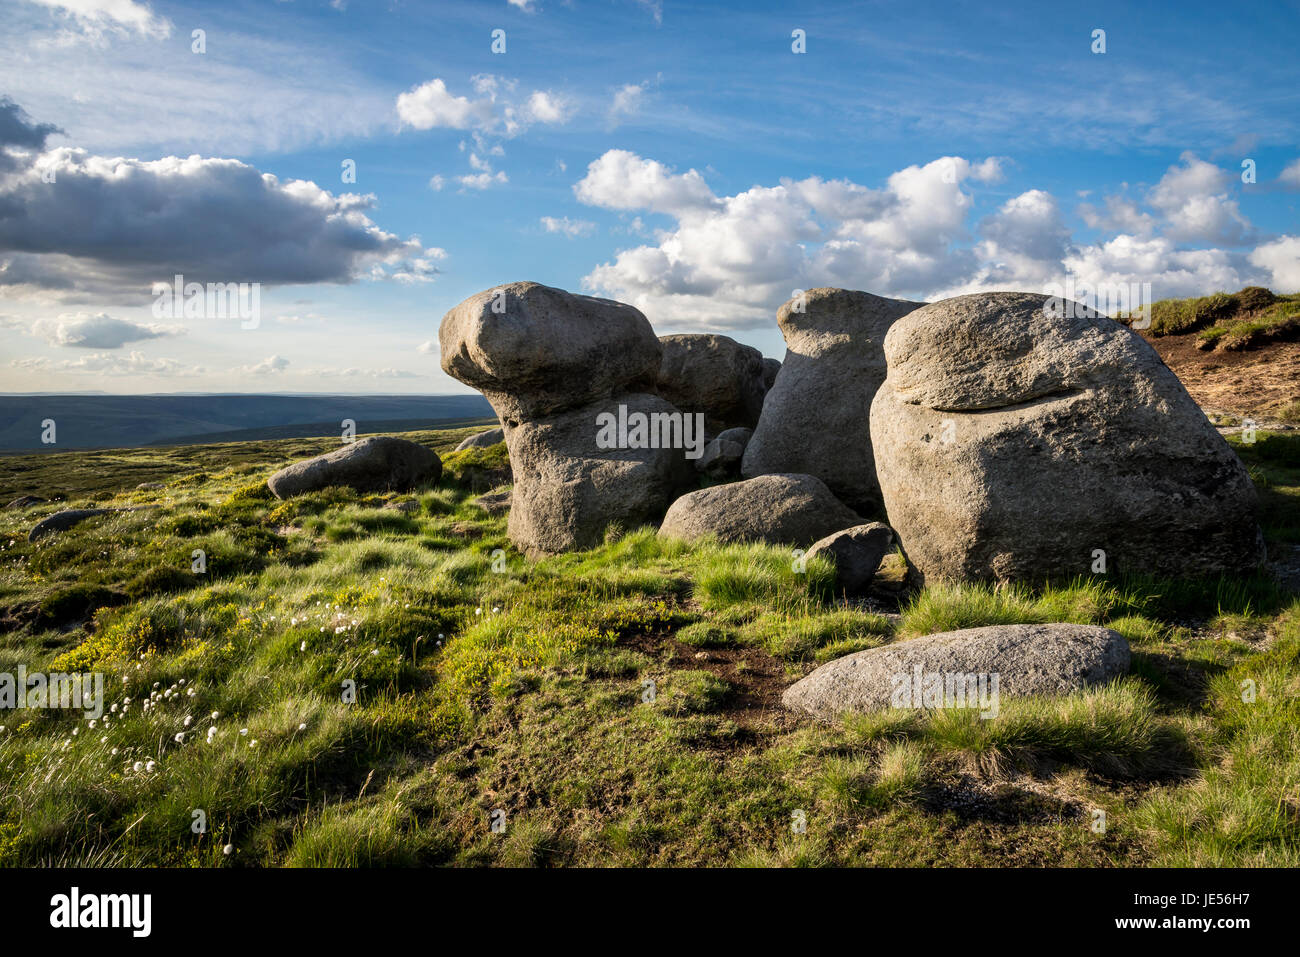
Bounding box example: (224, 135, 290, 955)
(1127, 284, 1300, 349)
(0, 424, 1298, 867)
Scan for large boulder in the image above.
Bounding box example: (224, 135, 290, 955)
(783, 623, 1131, 722)
(659, 473, 861, 547)
(29, 508, 133, 542)
(439, 281, 661, 424)
(742, 288, 924, 513)
(267, 436, 441, 499)
(455, 427, 505, 451)
(804, 522, 895, 594)
(870, 292, 1266, 583)
(655, 334, 767, 433)
(506, 393, 695, 555)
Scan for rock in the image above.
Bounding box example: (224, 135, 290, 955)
(696, 427, 752, 481)
(761, 357, 781, 393)
(383, 500, 421, 513)
(6, 495, 44, 509)
(135, 482, 165, 491)
(782, 623, 1131, 722)
(267, 436, 441, 499)
(439, 281, 661, 424)
(506, 393, 695, 555)
(473, 489, 512, 516)
(454, 428, 505, 451)
(870, 292, 1266, 583)
(29, 507, 153, 542)
(743, 288, 924, 513)
(655, 334, 767, 433)
(659, 473, 862, 547)
(805, 522, 894, 594)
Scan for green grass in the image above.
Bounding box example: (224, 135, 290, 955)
(1127, 284, 1300, 348)
(0, 425, 1298, 867)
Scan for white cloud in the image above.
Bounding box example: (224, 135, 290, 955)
(416, 340, 438, 355)
(540, 216, 596, 238)
(574, 149, 719, 216)
(12, 350, 201, 375)
(608, 83, 644, 126)
(30, 312, 181, 348)
(25, 0, 171, 42)
(525, 90, 571, 124)
(240, 354, 289, 376)
(1148, 153, 1252, 245)
(396, 78, 495, 131)
(1278, 158, 1300, 190)
(1248, 236, 1300, 292)
(1078, 195, 1156, 237)
(0, 115, 442, 299)
(507, 0, 535, 10)
(1061, 234, 1245, 301)
(458, 171, 508, 190)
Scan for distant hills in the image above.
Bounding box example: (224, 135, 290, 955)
(0, 394, 495, 452)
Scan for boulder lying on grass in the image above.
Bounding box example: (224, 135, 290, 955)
(870, 292, 1267, 583)
(782, 623, 1131, 722)
(804, 522, 895, 594)
(743, 288, 924, 513)
(267, 436, 441, 498)
(659, 473, 861, 547)
(29, 507, 154, 542)
(454, 427, 505, 451)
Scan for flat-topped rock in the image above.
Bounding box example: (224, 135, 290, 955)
(783, 623, 1131, 721)
(659, 472, 861, 547)
(267, 436, 441, 498)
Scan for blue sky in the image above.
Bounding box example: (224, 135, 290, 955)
(1, 0, 1297, 394)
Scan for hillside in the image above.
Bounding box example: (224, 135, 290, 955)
(0, 394, 495, 452)
(1130, 288, 1300, 424)
(1, 421, 1297, 867)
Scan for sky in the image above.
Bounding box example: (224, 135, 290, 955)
(0, 0, 1297, 396)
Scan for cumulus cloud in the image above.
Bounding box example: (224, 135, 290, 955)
(396, 75, 572, 136)
(30, 312, 181, 348)
(541, 216, 596, 238)
(1077, 195, 1156, 237)
(1147, 153, 1252, 245)
(524, 91, 571, 124)
(574, 150, 720, 216)
(416, 340, 438, 354)
(576, 152, 1005, 328)
(1248, 236, 1300, 292)
(396, 78, 496, 131)
(0, 103, 443, 300)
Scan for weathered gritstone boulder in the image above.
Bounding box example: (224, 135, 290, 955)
(506, 393, 695, 555)
(761, 357, 781, 394)
(696, 427, 752, 481)
(743, 288, 924, 513)
(659, 473, 862, 547)
(455, 427, 505, 451)
(870, 292, 1266, 583)
(804, 522, 895, 594)
(473, 489, 512, 516)
(439, 281, 661, 424)
(29, 507, 154, 542)
(655, 334, 768, 433)
(267, 436, 441, 499)
(6, 495, 44, 509)
(783, 623, 1131, 722)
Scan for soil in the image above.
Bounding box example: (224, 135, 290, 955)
(1143, 332, 1300, 421)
